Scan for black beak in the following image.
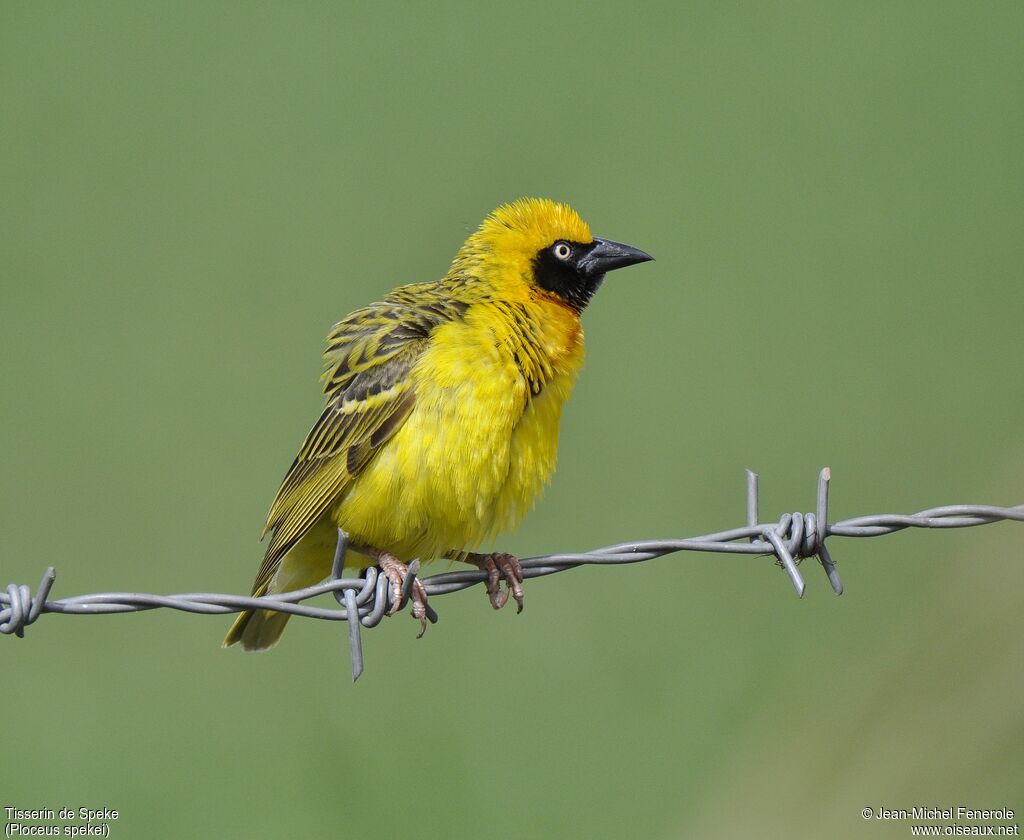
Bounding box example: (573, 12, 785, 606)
(578, 237, 654, 278)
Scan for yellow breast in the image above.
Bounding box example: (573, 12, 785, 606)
(333, 295, 584, 561)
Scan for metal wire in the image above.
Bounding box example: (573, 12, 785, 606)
(3, 468, 1022, 681)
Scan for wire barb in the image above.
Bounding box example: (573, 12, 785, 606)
(1, 566, 55, 637)
(3, 469, 1022, 681)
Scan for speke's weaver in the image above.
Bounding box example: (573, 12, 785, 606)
(225, 198, 653, 650)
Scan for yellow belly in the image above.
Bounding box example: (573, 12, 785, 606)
(332, 312, 583, 563)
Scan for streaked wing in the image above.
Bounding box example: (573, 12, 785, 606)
(249, 298, 447, 595)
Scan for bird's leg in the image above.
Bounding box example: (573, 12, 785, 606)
(354, 545, 429, 637)
(460, 552, 524, 613)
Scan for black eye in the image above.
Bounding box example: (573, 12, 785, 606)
(553, 242, 572, 261)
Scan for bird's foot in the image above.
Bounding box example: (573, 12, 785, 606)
(361, 549, 430, 637)
(464, 552, 524, 613)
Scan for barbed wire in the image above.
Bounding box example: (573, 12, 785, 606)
(3, 468, 1022, 681)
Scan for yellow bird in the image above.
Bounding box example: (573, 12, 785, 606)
(224, 198, 652, 650)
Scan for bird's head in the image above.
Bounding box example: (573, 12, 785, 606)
(451, 198, 653, 311)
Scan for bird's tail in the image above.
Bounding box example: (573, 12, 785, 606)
(223, 586, 291, 652)
(223, 537, 331, 651)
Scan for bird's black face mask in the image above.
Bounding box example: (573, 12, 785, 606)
(532, 237, 654, 311)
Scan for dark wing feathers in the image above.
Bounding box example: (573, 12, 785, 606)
(249, 294, 459, 596)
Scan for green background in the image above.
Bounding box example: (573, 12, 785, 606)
(2, 3, 1021, 838)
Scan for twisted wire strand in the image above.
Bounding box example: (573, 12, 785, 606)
(3, 468, 1022, 681)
